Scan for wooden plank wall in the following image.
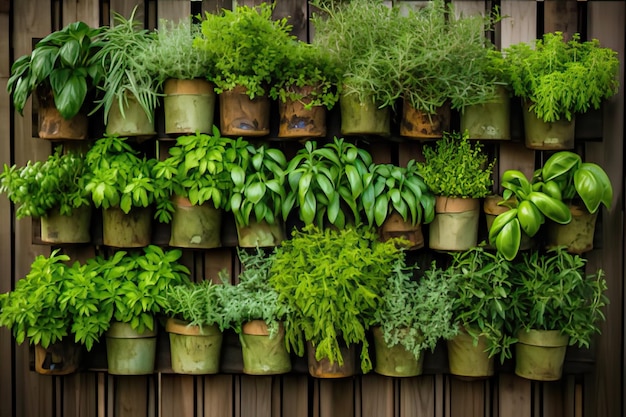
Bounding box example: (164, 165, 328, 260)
(0, 1, 623, 417)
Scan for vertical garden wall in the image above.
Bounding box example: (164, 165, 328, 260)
(0, 1, 624, 417)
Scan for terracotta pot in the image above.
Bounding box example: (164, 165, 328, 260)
(339, 91, 390, 136)
(447, 329, 494, 378)
(372, 326, 423, 377)
(102, 206, 152, 248)
(163, 78, 216, 135)
(379, 211, 424, 250)
(240, 320, 291, 375)
(34, 339, 82, 375)
(105, 321, 157, 375)
(40, 205, 92, 244)
(460, 86, 511, 140)
(523, 101, 575, 150)
(105, 93, 156, 138)
(400, 100, 451, 140)
(166, 318, 223, 375)
(235, 219, 286, 248)
(36, 89, 88, 140)
(515, 329, 569, 381)
(545, 204, 598, 254)
(429, 197, 480, 251)
(307, 341, 356, 378)
(169, 196, 222, 249)
(278, 85, 326, 138)
(219, 85, 270, 136)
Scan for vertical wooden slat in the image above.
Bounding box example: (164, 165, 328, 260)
(63, 372, 98, 417)
(109, 0, 145, 24)
(452, 1, 485, 18)
(586, 4, 625, 417)
(541, 382, 564, 417)
(360, 374, 394, 417)
(157, 1, 191, 24)
(273, 0, 309, 41)
(497, 374, 531, 417)
(239, 375, 273, 417)
(318, 379, 355, 417)
(543, 0, 578, 40)
(499, 1, 537, 49)
(202, 0, 232, 15)
(203, 375, 234, 417)
(114, 376, 150, 417)
(62, 0, 100, 26)
(281, 375, 309, 417)
(160, 375, 195, 417)
(399, 376, 436, 417)
(449, 379, 487, 417)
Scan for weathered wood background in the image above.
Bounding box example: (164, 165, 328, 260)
(0, 1, 624, 417)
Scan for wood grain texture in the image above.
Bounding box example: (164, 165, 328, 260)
(273, 0, 309, 41)
(449, 378, 487, 417)
(281, 375, 309, 417)
(109, 0, 145, 25)
(316, 378, 355, 417)
(62, 0, 100, 26)
(158, 0, 191, 23)
(497, 374, 531, 417)
(160, 374, 195, 417)
(543, 0, 578, 41)
(239, 375, 273, 417)
(586, 4, 625, 417)
(399, 376, 436, 417)
(203, 374, 234, 417)
(499, 1, 537, 48)
(202, 0, 232, 14)
(63, 372, 98, 417)
(114, 376, 150, 417)
(360, 374, 394, 417)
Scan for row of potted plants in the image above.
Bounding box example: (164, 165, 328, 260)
(7, 2, 619, 147)
(0, 129, 613, 257)
(0, 226, 607, 381)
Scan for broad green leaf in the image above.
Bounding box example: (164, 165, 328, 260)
(245, 182, 265, 204)
(59, 39, 81, 67)
(575, 163, 613, 212)
(496, 218, 521, 261)
(527, 192, 572, 224)
(517, 200, 544, 237)
(54, 72, 87, 119)
(542, 151, 581, 182)
(230, 166, 245, 187)
(488, 208, 518, 244)
(374, 194, 389, 227)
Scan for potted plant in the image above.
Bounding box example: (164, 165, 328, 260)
(488, 169, 572, 261)
(283, 137, 373, 229)
(92, 245, 190, 375)
(153, 128, 250, 248)
(85, 135, 159, 247)
(270, 225, 403, 377)
(504, 31, 619, 149)
(418, 131, 495, 250)
(164, 279, 230, 375)
(0, 250, 108, 375)
(440, 246, 517, 377)
(141, 18, 217, 135)
(91, 7, 158, 136)
(364, 160, 436, 250)
(311, 0, 402, 136)
(227, 143, 288, 247)
(222, 248, 292, 375)
(194, 3, 295, 136)
(269, 40, 341, 138)
(7, 21, 104, 139)
(533, 151, 613, 253)
(0, 148, 92, 243)
(511, 248, 608, 381)
(372, 252, 458, 377)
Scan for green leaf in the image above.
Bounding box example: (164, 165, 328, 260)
(374, 194, 389, 227)
(575, 163, 613, 212)
(496, 218, 521, 261)
(59, 39, 81, 67)
(517, 200, 544, 237)
(245, 182, 265, 204)
(30, 46, 58, 81)
(53, 72, 87, 119)
(526, 192, 572, 224)
(230, 166, 245, 187)
(542, 151, 581, 182)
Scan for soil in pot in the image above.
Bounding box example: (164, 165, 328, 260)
(278, 85, 326, 138)
(164, 79, 216, 135)
(339, 91, 390, 137)
(166, 318, 223, 375)
(429, 197, 480, 251)
(523, 101, 575, 150)
(102, 206, 152, 248)
(169, 197, 222, 249)
(34, 339, 82, 375)
(515, 329, 569, 381)
(40, 205, 92, 244)
(545, 204, 598, 254)
(460, 86, 511, 140)
(372, 326, 423, 377)
(240, 320, 291, 375)
(446, 329, 494, 378)
(219, 86, 270, 137)
(105, 322, 157, 375)
(400, 100, 451, 140)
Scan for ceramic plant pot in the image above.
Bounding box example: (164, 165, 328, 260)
(105, 321, 157, 375)
(169, 196, 222, 249)
(515, 329, 569, 381)
(400, 100, 451, 140)
(545, 204, 598, 254)
(40, 205, 92, 244)
(429, 196, 480, 251)
(102, 206, 152, 248)
(163, 78, 216, 135)
(34, 339, 82, 375)
(523, 101, 575, 150)
(166, 318, 223, 375)
(240, 320, 291, 375)
(379, 211, 425, 250)
(235, 219, 286, 248)
(307, 341, 356, 378)
(447, 329, 494, 378)
(339, 91, 390, 137)
(105, 93, 155, 138)
(37, 90, 88, 140)
(278, 85, 326, 138)
(219, 85, 270, 137)
(372, 326, 423, 377)
(460, 86, 511, 140)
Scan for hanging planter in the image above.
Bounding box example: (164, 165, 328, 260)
(219, 85, 270, 137)
(169, 196, 222, 249)
(40, 205, 92, 244)
(37, 90, 88, 140)
(339, 91, 390, 137)
(378, 211, 425, 250)
(166, 318, 223, 375)
(236, 220, 285, 248)
(102, 206, 152, 248)
(545, 204, 598, 254)
(105, 93, 156, 138)
(460, 86, 511, 140)
(307, 341, 356, 378)
(515, 329, 569, 381)
(240, 320, 291, 375)
(400, 100, 451, 140)
(522, 101, 575, 150)
(278, 85, 327, 138)
(164, 79, 216, 135)
(372, 326, 423, 377)
(106, 321, 157, 375)
(429, 196, 480, 251)
(447, 329, 494, 378)
(34, 339, 82, 376)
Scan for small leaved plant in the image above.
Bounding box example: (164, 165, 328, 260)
(0, 148, 91, 218)
(511, 248, 608, 348)
(505, 31, 619, 122)
(164, 280, 231, 332)
(374, 253, 458, 359)
(270, 225, 403, 373)
(85, 135, 158, 214)
(419, 131, 495, 198)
